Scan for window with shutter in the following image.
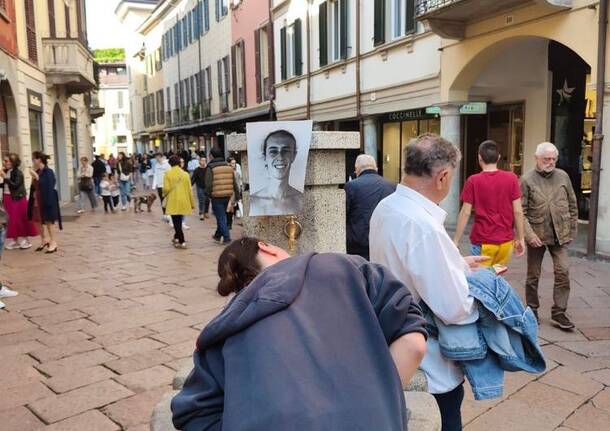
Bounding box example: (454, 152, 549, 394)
(24, 0, 37, 63)
(166, 87, 171, 112)
(339, 0, 348, 59)
(207, 66, 212, 101)
(223, 56, 230, 93)
(231, 45, 238, 109)
(215, 0, 220, 22)
(294, 19, 303, 76)
(280, 26, 287, 81)
(204, 0, 210, 31)
(0, 0, 7, 14)
(76, 0, 85, 42)
(254, 28, 262, 103)
(373, 0, 385, 46)
(241, 40, 247, 107)
(65, 4, 70, 38)
(319, 2, 328, 67)
(405, 0, 416, 34)
(48, 0, 56, 38)
(217, 60, 223, 96)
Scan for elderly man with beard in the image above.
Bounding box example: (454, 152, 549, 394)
(521, 142, 578, 330)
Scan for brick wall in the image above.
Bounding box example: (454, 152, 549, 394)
(0, 0, 18, 56)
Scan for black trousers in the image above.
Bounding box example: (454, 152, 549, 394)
(433, 383, 464, 431)
(102, 196, 114, 212)
(157, 187, 166, 214)
(171, 215, 185, 244)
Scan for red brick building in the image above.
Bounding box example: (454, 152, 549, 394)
(0, 0, 18, 157)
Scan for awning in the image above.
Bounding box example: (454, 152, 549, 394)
(164, 105, 271, 133)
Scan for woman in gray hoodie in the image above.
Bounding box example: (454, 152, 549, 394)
(171, 237, 428, 431)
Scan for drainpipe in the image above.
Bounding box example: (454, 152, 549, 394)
(356, 0, 363, 149)
(306, 1, 312, 120)
(588, 0, 607, 257)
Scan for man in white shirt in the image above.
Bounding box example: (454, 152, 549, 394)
(152, 153, 171, 221)
(370, 133, 488, 431)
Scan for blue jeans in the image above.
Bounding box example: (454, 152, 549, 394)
(94, 177, 102, 195)
(119, 180, 131, 206)
(196, 186, 210, 215)
(211, 197, 230, 242)
(0, 226, 5, 259)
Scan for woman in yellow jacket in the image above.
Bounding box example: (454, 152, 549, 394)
(163, 156, 195, 248)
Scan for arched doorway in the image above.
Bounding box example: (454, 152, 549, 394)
(448, 37, 593, 221)
(0, 81, 19, 158)
(52, 104, 70, 202)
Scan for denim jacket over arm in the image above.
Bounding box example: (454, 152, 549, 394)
(423, 269, 546, 400)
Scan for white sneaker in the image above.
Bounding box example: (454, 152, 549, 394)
(182, 223, 190, 230)
(121, 206, 127, 211)
(0, 286, 18, 298)
(5, 239, 18, 250)
(76, 209, 85, 214)
(0, 300, 5, 309)
(19, 239, 32, 250)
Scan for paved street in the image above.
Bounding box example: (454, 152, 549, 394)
(1, 207, 610, 430)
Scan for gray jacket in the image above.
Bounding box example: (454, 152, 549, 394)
(520, 168, 577, 246)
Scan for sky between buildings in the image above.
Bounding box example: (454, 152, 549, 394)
(86, 0, 129, 50)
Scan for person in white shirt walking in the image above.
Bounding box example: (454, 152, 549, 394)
(370, 133, 488, 431)
(152, 153, 171, 222)
(76, 157, 97, 214)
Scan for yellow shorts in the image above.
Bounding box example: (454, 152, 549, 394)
(472, 241, 514, 267)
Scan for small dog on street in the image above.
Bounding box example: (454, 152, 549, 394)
(133, 193, 157, 213)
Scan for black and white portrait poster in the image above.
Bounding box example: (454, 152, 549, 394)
(247, 121, 313, 217)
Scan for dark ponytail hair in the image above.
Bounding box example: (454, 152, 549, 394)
(217, 237, 262, 297)
(32, 151, 50, 166)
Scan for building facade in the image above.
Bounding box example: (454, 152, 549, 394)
(91, 61, 134, 156)
(0, 0, 96, 203)
(117, 0, 275, 158)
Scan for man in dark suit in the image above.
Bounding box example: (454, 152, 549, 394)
(345, 154, 396, 260)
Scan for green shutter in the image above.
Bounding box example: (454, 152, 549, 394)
(294, 18, 303, 76)
(280, 26, 287, 81)
(319, 2, 328, 67)
(406, 0, 416, 34)
(374, 0, 385, 46)
(340, 0, 348, 59)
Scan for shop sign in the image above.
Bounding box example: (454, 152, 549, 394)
(460, 102, 487, 115)
(425, 103, 488, 116)
(27, 90, 43, 112)
(387, 108, 428, 122)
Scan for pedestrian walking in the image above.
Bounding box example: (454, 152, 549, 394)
(99, 173, 115, 213)
(225, 157, 242, 230)
(187, 153, 199, 176)
(108, 154, 117, 174)
(0, 199, 18, 310)
(453, 140, 525, 266)
(110, 174, 120, 209)
(0, 153, 37, 250)
(171, 237, 427, 431)
(152, 153, 171, 222)
(191, 157, 210, 220)
(345, 154, 395, 260)
(92, 155, 106, 196)
(370, 133, 488, 431)
(521, 142, 578, 330)
(28, 151, 62, 254)
(76, 157, 98, 214)
(163, 155, 194, 249)
(140, 154, 152, 191)
(116, 152, 133, 211)
(204, 147, 240, 244)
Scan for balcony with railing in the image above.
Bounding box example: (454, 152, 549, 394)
(42, 38, 96, 94)
(415, 0, 572, 39)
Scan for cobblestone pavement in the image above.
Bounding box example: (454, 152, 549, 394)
(1, 206, 610, 430)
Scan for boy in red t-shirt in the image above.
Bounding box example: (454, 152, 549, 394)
(454, 140, 525, 266)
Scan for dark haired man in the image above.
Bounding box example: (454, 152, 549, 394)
(204, 147, 240, 244)
(454, 140, 525, 267)
(92, 155, 106, 196)
(249, 130, 301, 216)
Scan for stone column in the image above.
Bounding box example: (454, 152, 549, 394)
(227, 131, 360, 253)
(439, 104, 462, 228)
(596, 93, 610, 254)
(363, 117, 378, 162)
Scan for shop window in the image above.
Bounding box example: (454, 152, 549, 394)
(29, 110, 43, 153)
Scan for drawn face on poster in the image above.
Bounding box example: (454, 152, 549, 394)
(247, 121, 313, 217)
